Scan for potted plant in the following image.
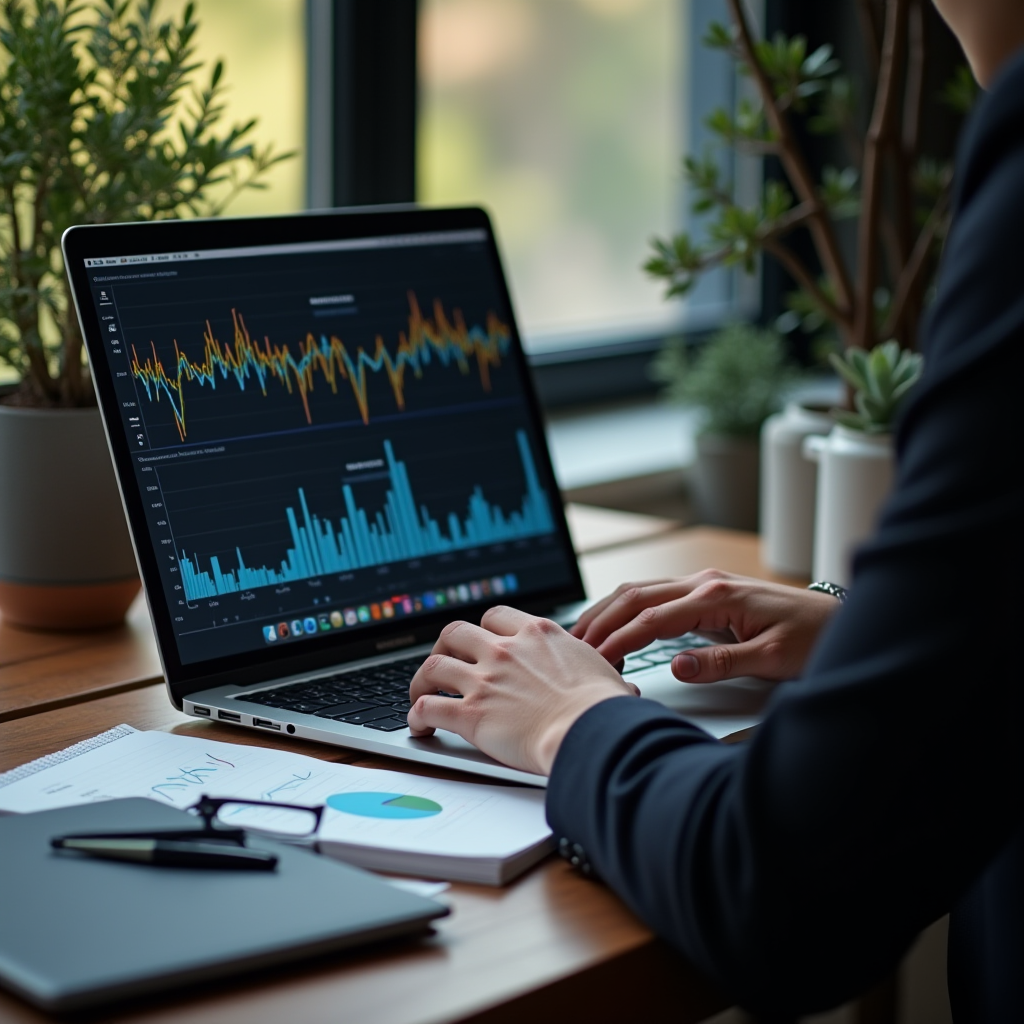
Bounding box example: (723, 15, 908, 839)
(643, 0, 971, 563)
(651, 323, 793, 531)
(803, 341, 923, 585)
(0, 0, 288, 628)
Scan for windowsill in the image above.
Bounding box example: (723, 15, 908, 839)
(545, 401, 700, 492)
(544, 377, 843, 492)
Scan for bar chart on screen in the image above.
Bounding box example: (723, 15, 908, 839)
(177, 430, 555, 601)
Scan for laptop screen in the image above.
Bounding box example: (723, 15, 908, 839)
(72, 215, 579, 675)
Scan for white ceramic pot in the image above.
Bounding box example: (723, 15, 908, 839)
(760, 401, 833, 576)
(803, 425, 894, 588)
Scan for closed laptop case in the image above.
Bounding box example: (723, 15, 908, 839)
(0, 798, 446, 1011)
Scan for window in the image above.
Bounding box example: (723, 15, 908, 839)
(418, 0, 688, 354)
(162, 0, 307, 217)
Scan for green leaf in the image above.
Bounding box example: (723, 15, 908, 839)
(702, 21, 735, 51)
(942, 65, 979, 115)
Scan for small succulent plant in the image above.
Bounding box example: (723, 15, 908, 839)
(829, 340, 923, 434)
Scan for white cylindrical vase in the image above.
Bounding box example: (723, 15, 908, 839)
(760, 401, 833, 576)
(803, 426, 894, 588)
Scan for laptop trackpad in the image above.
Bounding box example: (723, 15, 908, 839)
(403, 728, 521, 767)
(632, 667, 775, 740)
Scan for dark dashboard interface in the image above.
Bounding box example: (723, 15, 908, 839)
(82, 229, 575, 666)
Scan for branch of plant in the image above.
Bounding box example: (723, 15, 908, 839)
(652, 201, 817, 296)
(725, 0, 855, 326)
(902, 0, 926, 157)
(857, 0, 883, 76)
(763, 237, 848, 328)
(881, 188, 950, 341)
(856, 0, 910, 352)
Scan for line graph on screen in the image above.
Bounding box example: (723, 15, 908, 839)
(128, 292, 512, 441)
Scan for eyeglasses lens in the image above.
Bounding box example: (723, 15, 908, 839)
(212, 802, 318, 837)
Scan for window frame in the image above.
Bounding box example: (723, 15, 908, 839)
(304, 0, 755, 408)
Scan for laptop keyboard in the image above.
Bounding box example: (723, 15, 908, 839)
(621, 633, 715, 674)
(244, 634, 715, 731)
(247, 656, 426, 732)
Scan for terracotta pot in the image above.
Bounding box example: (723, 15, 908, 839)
(691, 433, 760, 532)
(0, 402, 140, 629)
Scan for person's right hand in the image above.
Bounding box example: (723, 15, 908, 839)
(570, 569, 841, 684)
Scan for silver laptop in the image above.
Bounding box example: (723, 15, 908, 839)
(64, 207, 771, 788)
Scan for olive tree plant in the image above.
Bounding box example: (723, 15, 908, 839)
(0, 0, 290, 407)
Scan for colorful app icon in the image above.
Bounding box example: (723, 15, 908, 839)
(357, 605, 371, 623)
(413, 597, 424, 612)
(329, 610, 343, 628)
(262, 625, 277, 643)
(278, 622, 291, 639)
(303, 617, 318, 635)
(318, 613, 331, 631)
(480, 579, 492, 596)
(344, 607, 358, 626)
(424, 592, 436, 609)
(492, 576, 506, 595)
(434, 591, 446, 606)
(370, 603, 382, 620)
(469, 582, 483, 600)
(505, 573, 518, 592)
(382, 601, 394, 618)
(290, 619, 304, 637)
(402, 597, 413, 614)
(457, 584, 470, 602)
(447, 587, 459, 604)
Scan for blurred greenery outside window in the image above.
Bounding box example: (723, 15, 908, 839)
(418, 0, 695, 355)
(158, 0, 308, 217)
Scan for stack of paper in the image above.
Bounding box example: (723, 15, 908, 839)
(0, 726, 552, 885)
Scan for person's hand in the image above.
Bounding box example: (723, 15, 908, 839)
(571, 569, 840, 684)
(408, 606, 637, 776)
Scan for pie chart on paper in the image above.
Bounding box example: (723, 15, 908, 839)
(326, 791, 443, 820)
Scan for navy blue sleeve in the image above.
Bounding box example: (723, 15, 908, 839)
(546, 55, 1024, 1020)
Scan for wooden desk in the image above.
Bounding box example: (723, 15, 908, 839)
(0, 595, 160, 723)
(0, 522, 787, 1024)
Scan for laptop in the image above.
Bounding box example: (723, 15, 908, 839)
(63, 207, 771, 788)
(0, 798, 445, 1011)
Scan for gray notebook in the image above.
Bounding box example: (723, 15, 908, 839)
(0, 798, 447, 1011)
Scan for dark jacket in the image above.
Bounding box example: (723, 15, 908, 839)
(547, 51, 1024, 1022)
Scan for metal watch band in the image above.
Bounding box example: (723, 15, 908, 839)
(807, 581, 848, 603)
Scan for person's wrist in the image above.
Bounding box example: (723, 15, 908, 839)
(534, 690, 617, 775)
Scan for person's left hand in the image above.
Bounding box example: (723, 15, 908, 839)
(408, 606, 637, 776)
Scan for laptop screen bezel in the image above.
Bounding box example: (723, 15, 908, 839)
(63, 205, 585, 705)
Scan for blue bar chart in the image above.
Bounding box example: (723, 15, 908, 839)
(179, 430, 554, 601)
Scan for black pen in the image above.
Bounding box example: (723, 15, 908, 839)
(51, 836, 278, 870)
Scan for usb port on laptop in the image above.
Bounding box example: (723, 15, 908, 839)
(192, 706, 211, 717)
(252, 718, 280, 730)
(217, 710, 241, 723)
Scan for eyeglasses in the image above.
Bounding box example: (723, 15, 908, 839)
(50, 795, 325, 851)
(185, 795, 325, 839)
